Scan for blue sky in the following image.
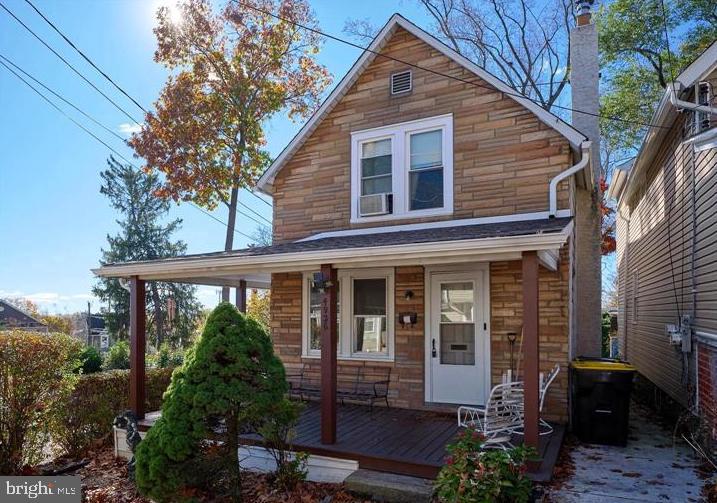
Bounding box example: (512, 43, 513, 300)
(1, 0, 612, 315)
(0, 0, 438, 314)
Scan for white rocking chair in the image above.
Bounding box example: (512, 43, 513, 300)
(513, 363, 561, 436)
(457, 381, 525, 450)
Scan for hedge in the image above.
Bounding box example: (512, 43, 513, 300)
(53, 367, 174, 456)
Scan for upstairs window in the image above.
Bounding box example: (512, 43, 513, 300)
(360, 139, 393, 196)
(351, 114, 453, 222)
(409, 130, 444, 210)
(696, 82, 712, 133)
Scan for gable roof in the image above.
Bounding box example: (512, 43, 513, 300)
(256, 13, 586, 194)
(0, 299, 47, 328)
(613, 40, 717, 206)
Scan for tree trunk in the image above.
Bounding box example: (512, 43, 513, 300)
(226, 409, 242, 502)
(222, 186, 240, 302)
(150, 282, 164, 347)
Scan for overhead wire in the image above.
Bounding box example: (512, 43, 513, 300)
(0, 60, 254, 241)
(0, 1, 142, 125)
(23, 0, 149, 115)
(232, 0, 671, 131)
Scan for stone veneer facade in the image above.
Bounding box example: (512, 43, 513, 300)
(269, 244, 570, 422)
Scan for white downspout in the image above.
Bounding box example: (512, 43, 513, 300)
(549, 141, 592, 218)
(669, 83, 717, 116)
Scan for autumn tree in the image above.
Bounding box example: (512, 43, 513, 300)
(130, 0, 332, 301)
(93, 157, 201, 347)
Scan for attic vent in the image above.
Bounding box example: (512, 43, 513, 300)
(391, 71, 412, 95)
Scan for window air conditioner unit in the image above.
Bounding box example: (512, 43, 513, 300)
(359, 193, 392, 217)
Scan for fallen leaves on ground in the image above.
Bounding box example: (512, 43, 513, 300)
(72, 447, 372, 502)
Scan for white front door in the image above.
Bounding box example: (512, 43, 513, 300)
(428, 269, 489, 405)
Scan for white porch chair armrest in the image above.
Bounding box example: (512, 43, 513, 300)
(457, 405, 485, 429)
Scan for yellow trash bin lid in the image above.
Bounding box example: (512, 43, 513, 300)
(570, 359, 636, 372)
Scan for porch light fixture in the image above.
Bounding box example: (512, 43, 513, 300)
(404, 290, 414, 301)
(312, 272, 334, 293)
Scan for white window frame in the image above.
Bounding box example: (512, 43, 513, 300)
(301, 268, 395, 361)
(350, 114, 454, 223)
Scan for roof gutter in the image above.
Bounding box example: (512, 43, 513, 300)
(669, 83, 717, 116)
(549, 141, 592, 218)
(93, 223, 572, 279)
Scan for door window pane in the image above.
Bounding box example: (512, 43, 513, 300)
(309, 278, 340, 352)
(361, 139, 392, 196)
(353, 278, 387, 354)
(440, 282, 475, 365)
(440, 282, 474, 322)
(409, 130, 443, 210)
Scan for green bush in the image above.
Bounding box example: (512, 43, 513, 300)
(258, 399, 307, 490)
(104, 340, 130, 370)
(79, 345, 103, 374)
(148, 343, 184, 369)
(52, 367, 174, 457)
(134, 303, 287, 502)
(434, 429, 535, 503)
(0, 331, 80, 474)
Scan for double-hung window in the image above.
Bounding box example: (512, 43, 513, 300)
(302, 269, 394, 360)
(351, 114, 453, 222)
(360, 139, 393, 197)
(409, 130, 444, 210)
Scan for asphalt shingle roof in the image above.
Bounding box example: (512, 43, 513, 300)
(107, 217, 571, 266)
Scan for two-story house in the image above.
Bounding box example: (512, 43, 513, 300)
(609, 42, 717, 440)
(97, 9, 602, 480)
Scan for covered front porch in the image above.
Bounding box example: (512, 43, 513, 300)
(95, 215, 573, 480)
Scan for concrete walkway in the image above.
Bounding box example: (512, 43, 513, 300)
(544, 404, 707, 502)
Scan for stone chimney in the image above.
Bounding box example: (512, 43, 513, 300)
(570, 0, 603, 358)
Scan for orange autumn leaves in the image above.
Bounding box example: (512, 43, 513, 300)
(129, 0, 332, 212)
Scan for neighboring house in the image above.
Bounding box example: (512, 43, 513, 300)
(97, 7, 602, 478)
(0, 298, 48, 333)
(71, 313, 109, 350)
(609, 42, 717, 432)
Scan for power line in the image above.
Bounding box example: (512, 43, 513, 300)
(235, 205, 270, 228)
(0, 53, 126, 143)
(232, 0, 670, 131)
(0, 59, 131, 161)
(237, 199, 271, 225)
(245, 188, 273, 207)
(0, 61, 253, 241)
(7, 0, 275, 210)
(0, 1, 142, 125)
(23, 0, 149, 115)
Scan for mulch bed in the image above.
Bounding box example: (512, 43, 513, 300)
(45, 447, 372, 502)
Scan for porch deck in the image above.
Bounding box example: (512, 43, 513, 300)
(239, 401, 564, 481)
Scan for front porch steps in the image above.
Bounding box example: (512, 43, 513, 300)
(344, 469, 434, 503)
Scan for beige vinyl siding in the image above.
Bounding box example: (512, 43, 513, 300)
(621, 114, 697, 406)
(694, 146, 717, 333)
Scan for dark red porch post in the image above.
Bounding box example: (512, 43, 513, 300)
(129, 276, 146, 419)
(236, 279, 247, 313)
(320, 264, 338, 444)
(522, 251, 540, 451)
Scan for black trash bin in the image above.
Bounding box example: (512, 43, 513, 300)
(570, 358, 636, 446)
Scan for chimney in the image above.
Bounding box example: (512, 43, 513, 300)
(570, 0, 603, 358)
(570, 0, 600, 183)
